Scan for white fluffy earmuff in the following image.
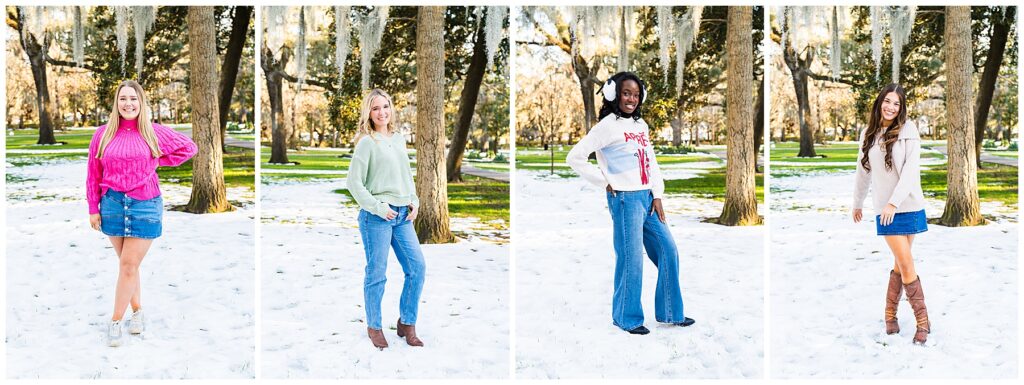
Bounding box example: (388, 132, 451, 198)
(602, 79, 617, 102)
(601, 77, 646, 104)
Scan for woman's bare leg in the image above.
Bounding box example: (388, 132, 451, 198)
(884, 235, 916, 284)
(111, 238, 153, 321)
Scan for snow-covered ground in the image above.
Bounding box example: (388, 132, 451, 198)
(5, 156, 256, 379)
(770, 169, 1017, 378)
(260, 179, 510, 379)
(515, 170, 764, 379)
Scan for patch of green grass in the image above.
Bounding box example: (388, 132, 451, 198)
(770, 142, 861, 163)
(921, 163, 1017, 207)
(261, 147, 352, 171)
(988, 150, 1019, 159)
(6, 173, 39, 184)
(158, 146, 255, 189)
(334, 175, 509, 224)
(664, 168, 764, 203)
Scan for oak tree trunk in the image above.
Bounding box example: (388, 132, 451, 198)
(414, 7, 455, 244)
(939, 6, 984, 226)
(184, 6, 233, 213)
(14, 9, 56, 144)
(261, 43, 291, 164)
(718, 7, 759, 226)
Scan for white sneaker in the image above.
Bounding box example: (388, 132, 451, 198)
(128, 309, 145, 335)
(107, 320, 124, 347)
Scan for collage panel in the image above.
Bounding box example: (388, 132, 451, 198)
(514, 6, 765, 379)
(768, 5, 1018, 378)
(5, 5, 256, 378)
(257, 5, 511, 379)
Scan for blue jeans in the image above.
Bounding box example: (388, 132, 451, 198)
(606, 190, 686, 330)
(358, 205, 426, 330)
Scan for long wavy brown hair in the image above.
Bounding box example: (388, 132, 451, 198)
(860, 83, 907, 172)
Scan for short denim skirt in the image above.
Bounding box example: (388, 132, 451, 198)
(100, 189, 163, 239)
(876, 209, 928, 236)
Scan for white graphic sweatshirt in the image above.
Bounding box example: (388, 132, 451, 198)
(566, 114, 665, 199)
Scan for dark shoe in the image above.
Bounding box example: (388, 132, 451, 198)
(673, 317, 696, 327)
(885, 270, 902, 335)
(367, 327, 388, 350)
(627, 325, 650, 335)
(903, 277, 930, 345)
(396, 318, 424, 347)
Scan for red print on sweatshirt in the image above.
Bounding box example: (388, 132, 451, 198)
(624, 132, 651, 185)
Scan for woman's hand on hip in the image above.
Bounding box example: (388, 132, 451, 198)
(851, 208, 863, 223)
(653, 198, 667, 224)
(407, 204, 418, 222)
(879, 204, 897, 226)
(89, 214, 101, 230)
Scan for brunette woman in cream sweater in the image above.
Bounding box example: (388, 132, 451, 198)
(852, 83, 930, 345)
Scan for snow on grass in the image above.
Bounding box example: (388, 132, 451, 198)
(770, 169, 1017, 378)
(260, 179, 509, 379)
(515, 170, 764, 379)
(6, 158, 256, 379)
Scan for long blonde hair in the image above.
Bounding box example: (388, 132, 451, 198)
(96, 80, 161, 158)
(354, 89, 396, 143)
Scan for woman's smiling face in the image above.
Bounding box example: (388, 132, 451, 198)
(117, 86, 141, 121)
(880, 91, 901, 123)
(619, 79, 641, 115)
(369, 95, 391, 131)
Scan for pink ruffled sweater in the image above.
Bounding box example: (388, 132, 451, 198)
(86, 119, 198, 214)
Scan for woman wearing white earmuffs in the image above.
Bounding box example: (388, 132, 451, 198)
(566, 71, 695, 335)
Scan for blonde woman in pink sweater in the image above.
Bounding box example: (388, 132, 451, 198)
(852, 83, 930, 345)
(86, 80, 197, 347)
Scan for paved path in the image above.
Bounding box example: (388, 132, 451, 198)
(710, 150, 765, 167)
(461, 164, 510, 182)
(931, 145, 1017, 167)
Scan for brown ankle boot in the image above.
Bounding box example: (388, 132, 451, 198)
(903, 277, 930, 345)
(367, 327, 388, 349)
(885, 270, 902, 334)
(396, 318, 424, 347)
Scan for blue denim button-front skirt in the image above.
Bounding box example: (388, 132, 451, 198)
(876, 209, 928, 236)
(100, 189, 163, 239)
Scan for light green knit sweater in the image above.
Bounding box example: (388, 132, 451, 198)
(346, 132, 419, 218)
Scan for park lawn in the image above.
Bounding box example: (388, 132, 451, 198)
(466, 161, 511, 172)
(158, 146, 255, 189)
(988, 150, 1019, 158)
(334, 175, 510, 225)
(770, 142, 861, 163)
(771, 141, 947, 164)
(261, 147, 352, 171)
(6, 126, 195, 151)
(6, 129, 95, 150)
(664, 168, 764, 203)
(921, 163, 1017, 208)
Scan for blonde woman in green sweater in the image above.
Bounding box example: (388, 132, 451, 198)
(346, 89, 426, 350)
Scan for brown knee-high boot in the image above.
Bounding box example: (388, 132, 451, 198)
(885, 270, 902, 334)
(903, 277, 930, 344)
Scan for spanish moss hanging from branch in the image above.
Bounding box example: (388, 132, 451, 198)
(132, 6, 156, 77)
(889, 6, 916, 83)
(115, 6, 129, 72)
(617, 7, 631, 72)
(870, 6, 885, 82)
(358, 6, 389, 90)
(334, 6, 351, 88)
(830, 6, 841, 81)
(674, 6, 703, 94)
(484, 6, 508, 70)
(73, 6, 84, 66)
(295, 6, 308, 85)
(657, 6, 672, 82)
(264, 6, 287, 57)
